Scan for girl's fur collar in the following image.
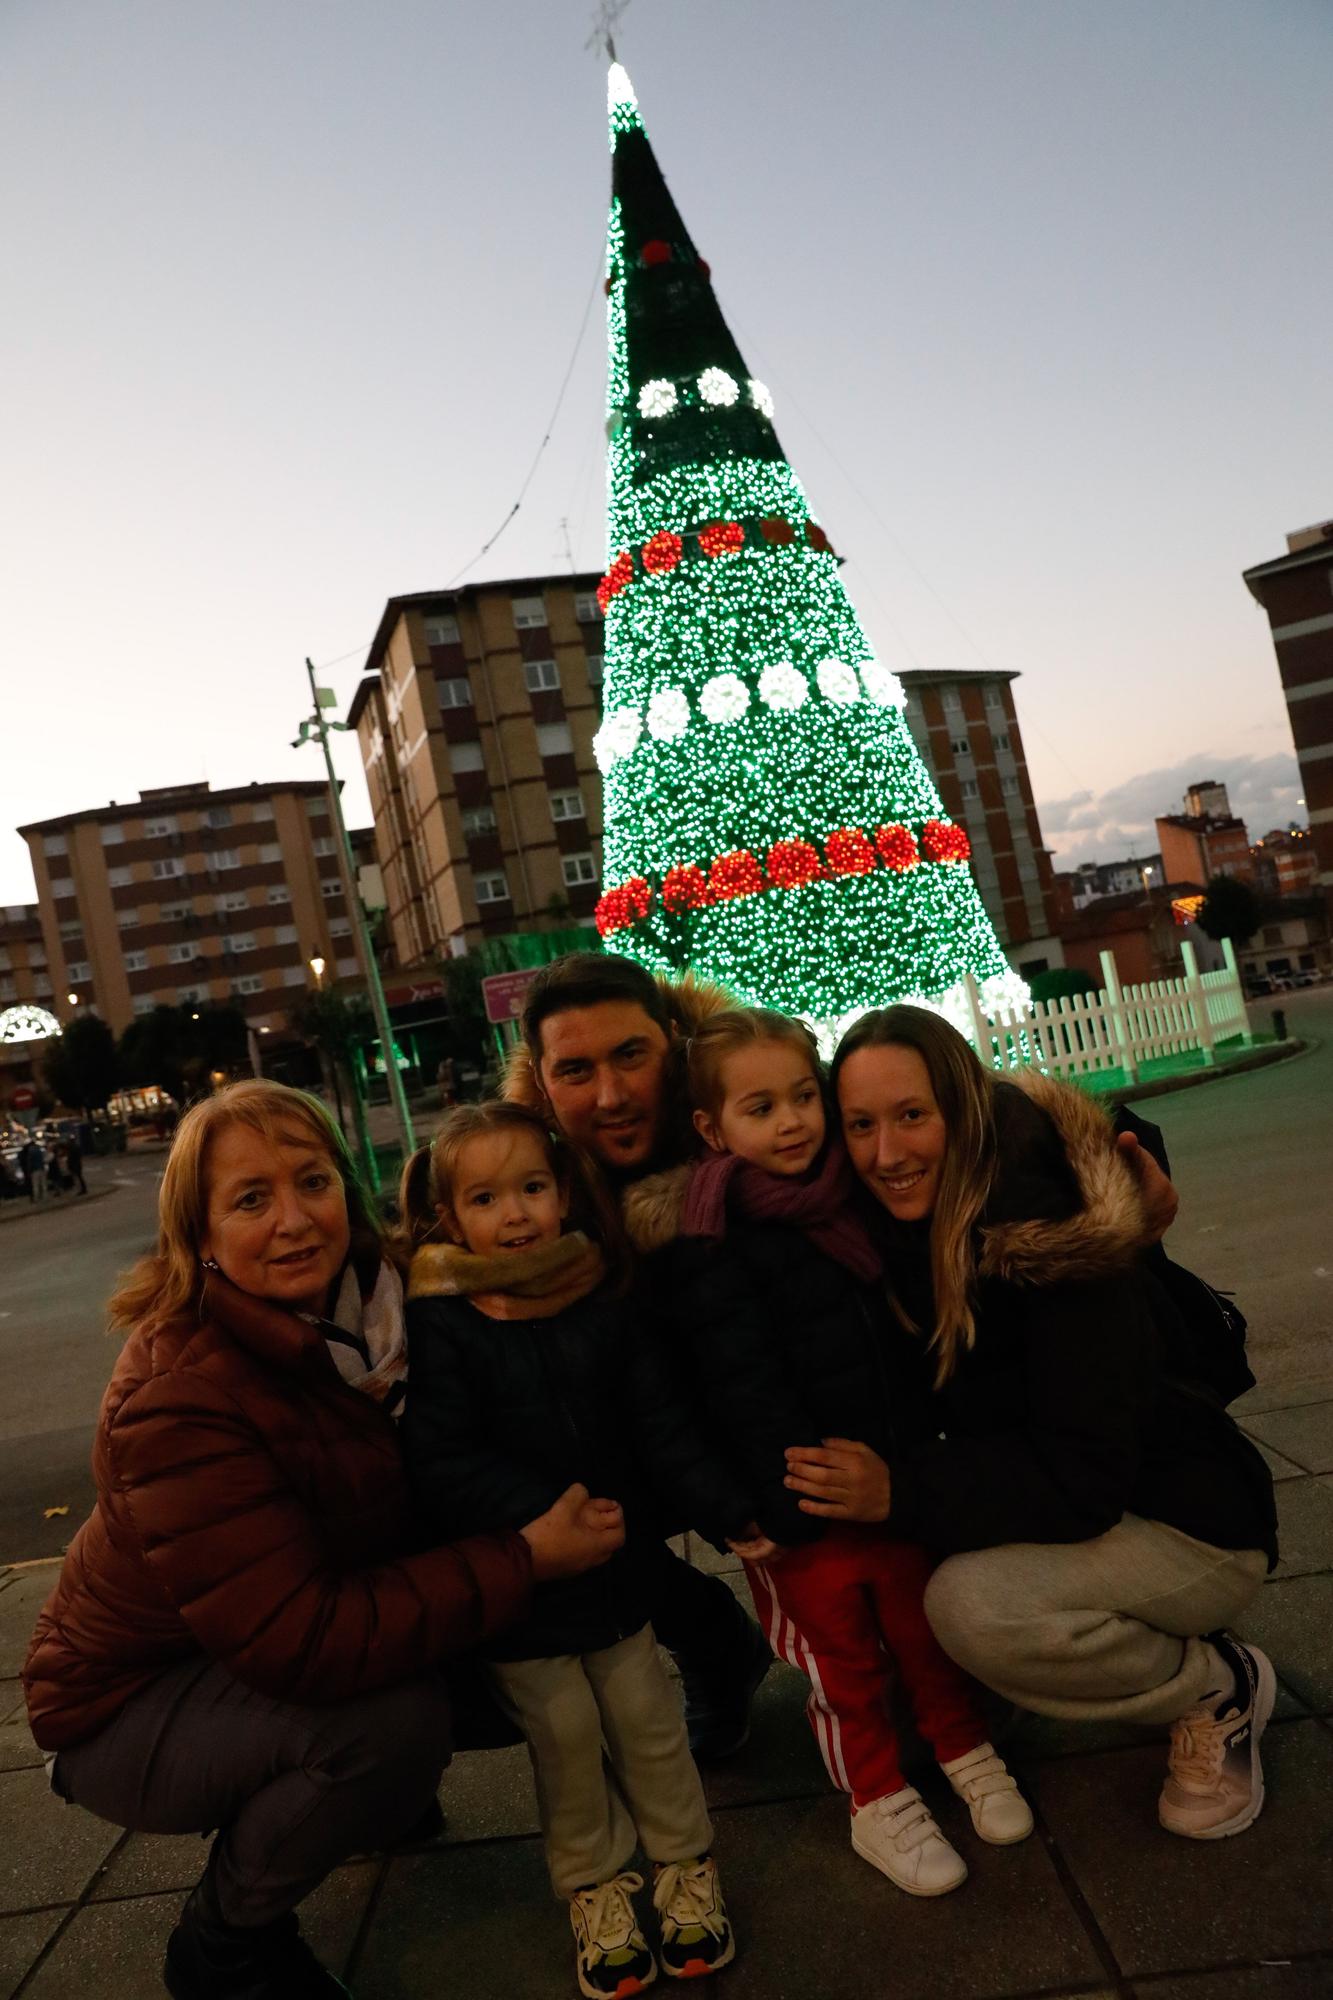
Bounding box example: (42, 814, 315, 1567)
(407, 1231, 605, 1318)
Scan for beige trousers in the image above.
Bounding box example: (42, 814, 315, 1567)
(492, 1623, 713, 1898)
(923, 1514, 1269, 1726)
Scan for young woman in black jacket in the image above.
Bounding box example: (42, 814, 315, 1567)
(627, 1007, 1033, 1903)
(784, 1006, 1278, 1845)
(399, 1103, 746, 1999)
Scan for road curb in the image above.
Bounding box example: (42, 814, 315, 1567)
(0, 1184, 119, 1228)
(1109, 1036, 1308, 1107)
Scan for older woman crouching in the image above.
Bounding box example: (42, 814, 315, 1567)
(23, 1081, 620, 2000)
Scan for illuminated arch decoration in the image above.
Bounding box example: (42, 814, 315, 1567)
(0, 1004, 63, 1045)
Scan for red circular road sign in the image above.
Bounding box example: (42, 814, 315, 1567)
(10, 1086, 37, 1110)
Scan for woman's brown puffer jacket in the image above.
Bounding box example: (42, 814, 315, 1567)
(24, 1270, 532, 1752)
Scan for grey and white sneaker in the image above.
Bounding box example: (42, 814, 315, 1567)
(1159, 1635, 1275, 1840)
(850, 1785, 968, 1896)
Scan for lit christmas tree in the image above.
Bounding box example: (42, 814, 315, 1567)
(593, 62, 1025, 1040)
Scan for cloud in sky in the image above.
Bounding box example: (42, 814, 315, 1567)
(1037, 751, 1303, 869)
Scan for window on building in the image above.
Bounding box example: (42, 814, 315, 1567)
(266, 884, 291, 905)
(329, 916, 352, 937)
(144, 817, 179, 838)
(949, 735, 970, 757)
(100, 824, 125, 846)
(585, 653, 604, 686)
(273, 923, 298, 946)
(474, 872, 510, 905)
(226, 933, 258, 955)
(159, 902, 190, 923)
(561, 853, 597, 887)
(66, 960, 92, 982)
(511, 595, 547, 629)
(133, 994, 156, 1016)
(461, 805, 498, 837)
(573, 591, 601, 623)
(59, 919, 83, 941)
(449, 741, 485, 775)
(216, 892, 249, 913)
(985, 687, 1003, 711)
(335, 955, 358, 978)
(206, 806, 232, 829)
(282, 966, 307, 987)
(210, 848, 241, 871)
(42, 835, 68, 857)
(152, 857, 186, 879)
(230, 974, 264, 996)
(249, 801, 275, 823)
(424, 612, 460, 646)
(1001, 775, 1020, 797)
(535, 721, 574, 759)
(34, 972, 52, 996)
(124, 951, 148, 973)
(942, 689, 962, 714)
(320, 880, 342, 900)
(305, 798, 329, 819)
(178, 985, 206, 1004)
(311, 836, 336, 857)
(0, 976, 15, 1002)
(49, 877, 75, 899)
(168, 942, 200, 964)
(994, 731, 1011, 753)
(549, 789, 586, 822)
(107, 866, 132, 888)
(961, 778, 980, 801)
(436, 675, 472, 709)
(524, 658, 561, 693)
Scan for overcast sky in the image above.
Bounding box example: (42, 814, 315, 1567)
(3, 0, 1327, 906)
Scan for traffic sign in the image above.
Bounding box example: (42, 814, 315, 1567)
(10, 1085, 37, 1111)
(481, 969, 538, 1026)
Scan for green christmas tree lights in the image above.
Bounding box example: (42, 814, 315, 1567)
(594, 62, 1026, 1041)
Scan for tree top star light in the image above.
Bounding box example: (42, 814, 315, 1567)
(594, 61, 1026, 1044)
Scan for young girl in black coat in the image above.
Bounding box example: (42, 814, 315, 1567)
(399, 1102, 745, 1999)
(651, 1006, 1031, 1900)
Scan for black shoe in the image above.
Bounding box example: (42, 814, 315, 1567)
(164, 1890, 352, 1999)
(682, 1619, 773, 1762)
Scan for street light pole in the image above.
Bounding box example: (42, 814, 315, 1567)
(294, 658, 416, 1166)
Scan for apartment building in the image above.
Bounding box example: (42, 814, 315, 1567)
(1155, 781, 1253, 888)
(898, 668, 1062, 977)
(1244, 519, 1333, 908)
(0, 905, 53, 1015)
(18, 780, 361, 1036)
(1251, 826, 1318, 901)
(348, 575, 605, 965)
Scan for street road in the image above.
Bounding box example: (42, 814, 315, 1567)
(0, 989, 1328, 1561)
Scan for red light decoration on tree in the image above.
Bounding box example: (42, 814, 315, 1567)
(825, 827, 877, 876)
(698, 520, 745, 558)
(921, 820, 972, 864)
(708, 850, 765, 901)
(766, 838, 823, 889)
(642, 530, 684, 574)
(662, 862, 713, 912)
(875, 823, 920, 872)
(641, 239, 673, 265)
(596, 550, 635, 612)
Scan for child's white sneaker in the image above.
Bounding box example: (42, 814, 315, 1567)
(569, 1872, 656, 1997)
(941, 1741, 1034, 1845)
(849, 1786, 968, 1896)
(652, 1854, 734, 1980)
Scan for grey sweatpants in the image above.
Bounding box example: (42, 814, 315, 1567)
(51, 1656, 452, 1927)
(492, 1623, 712, 1898)
(923, 1514, 1269, 1726)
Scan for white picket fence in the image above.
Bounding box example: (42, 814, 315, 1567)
(964, 937, 1251, 1083)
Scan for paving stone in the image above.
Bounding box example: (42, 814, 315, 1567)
(1234, 1373, 1333, 1418)
(1035, 1721, 1333, 1978)
(700, 1658, 838, 1811)
(436, 1742, 540, 1844)
(89, 1830, 213, 1901)
(361, 1792, 1104, 2000)
(1242, 1400, 1333, 1475)
(1271, 1476, 1333, 1579)
(1243, 1437, 1311, 1482)
(25, 1863, 377, 1997)
(1238, 1572, 1333, 1713)
(0, 1909, 63, 2000)
(0, 1571, 55, 1680)
(666, 1533, 743, 1579)
(0, 1693, 41, 1774)
(1135, 1961, 1333, 1998)
(0, 1766, 122, 1914)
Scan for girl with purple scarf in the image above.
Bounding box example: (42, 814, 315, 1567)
(668, 1008, 1031, 1899)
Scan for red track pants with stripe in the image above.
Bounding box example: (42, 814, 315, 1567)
(746, 1527, 986, 1807)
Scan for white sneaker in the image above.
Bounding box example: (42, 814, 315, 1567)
(1159, 1635, 1276, 1840)
(941, 1741, 1034, 1845)
(569, 1872, 657, 1998)
(849, 1786, 968, 1896)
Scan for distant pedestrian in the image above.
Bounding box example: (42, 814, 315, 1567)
(21, 1137, 47, 1203)
(60, 1141, 88, 1195)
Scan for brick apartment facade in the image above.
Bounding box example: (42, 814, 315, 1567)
(17, 780, 362, 1037)
(1243, 519, 1333, 911)
(898, 668, 1062, 976)
(348, 575, 605, 965)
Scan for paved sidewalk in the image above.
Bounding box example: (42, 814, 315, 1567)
(3, 1393, 1331, 2000)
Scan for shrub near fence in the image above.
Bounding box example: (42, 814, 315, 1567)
(965, 938, 1251, 1083)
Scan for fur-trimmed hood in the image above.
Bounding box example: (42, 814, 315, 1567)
(621, 1068, 1148, 1285)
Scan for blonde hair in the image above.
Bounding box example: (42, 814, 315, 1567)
(685, 1006, 824, 1123)
(396, 1100, 629, 1285)
(108, 1080, 382, 1337)
(831, 1007, 997, 1386)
